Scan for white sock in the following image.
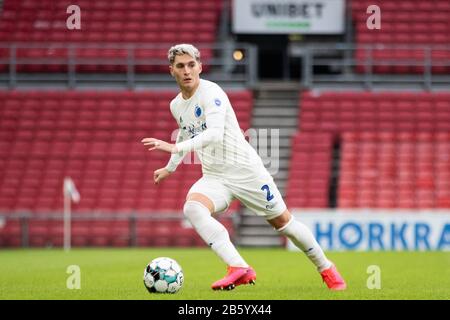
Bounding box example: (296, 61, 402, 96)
(183, 201, 248, 268)
(277, 217, 332, 272)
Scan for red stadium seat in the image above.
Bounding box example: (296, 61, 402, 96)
(290, 91, 450, 209)
(0, 89, 250, 247)
(0, 0, 223, 73)
(353, 0, 450, 74)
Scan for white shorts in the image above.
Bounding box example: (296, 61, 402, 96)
(187, 174, 287, 220)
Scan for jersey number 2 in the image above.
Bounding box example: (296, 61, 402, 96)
(261, 184, 274, 201)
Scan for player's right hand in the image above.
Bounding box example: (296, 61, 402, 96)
(153, 168, 171, 185)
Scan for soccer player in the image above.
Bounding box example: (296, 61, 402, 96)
(141, 44, 346, 291)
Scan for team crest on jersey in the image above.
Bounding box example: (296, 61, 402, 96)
(194, 105, 202, 118)
(214, 98, 221, 107)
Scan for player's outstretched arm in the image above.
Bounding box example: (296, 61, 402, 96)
(141, 138, 179, 154)
(141, 133, 187, 176)
(153, 167, 171, 185)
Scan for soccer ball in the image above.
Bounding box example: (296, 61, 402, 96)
(143, 257, 184, 294)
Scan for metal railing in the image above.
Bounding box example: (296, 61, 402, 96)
(2, 42, 449, 90)
(0, 42, 258, 88)
(300, 43, 450, 90)
(0, 212, 234, 247)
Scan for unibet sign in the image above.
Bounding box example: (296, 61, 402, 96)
(233, 0, 345, 34)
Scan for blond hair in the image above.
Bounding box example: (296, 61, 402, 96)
(168, 43, 201, 65)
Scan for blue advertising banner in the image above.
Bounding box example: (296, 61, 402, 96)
(289, 210, 450, 251)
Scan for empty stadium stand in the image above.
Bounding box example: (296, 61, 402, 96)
(339, 131, 450, 209)
(0, 89, 253, 246)
(286, 91, 450, 209)
(352, 0, 450, 74)
(0, 0, 222, 73)
(1, 0, 449, 251)
(286, 132, 333, 209)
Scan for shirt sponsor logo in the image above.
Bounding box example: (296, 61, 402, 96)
(184, 121, 207, 138)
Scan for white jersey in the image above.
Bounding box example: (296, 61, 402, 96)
(165, 79, 268, 183)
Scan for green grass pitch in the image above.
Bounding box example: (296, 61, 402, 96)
(0, 248, 449, 300)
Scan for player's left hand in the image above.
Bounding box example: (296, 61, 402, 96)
(141, 138, 178, 154)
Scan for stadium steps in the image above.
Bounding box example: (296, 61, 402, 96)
(328, 140, 341, 208)
(235, 81, 300, 247)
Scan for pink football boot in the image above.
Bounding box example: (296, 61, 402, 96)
(211, 266, 253, 291)
(320, 264, 347, 291)
(234, 266, 256, 287)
